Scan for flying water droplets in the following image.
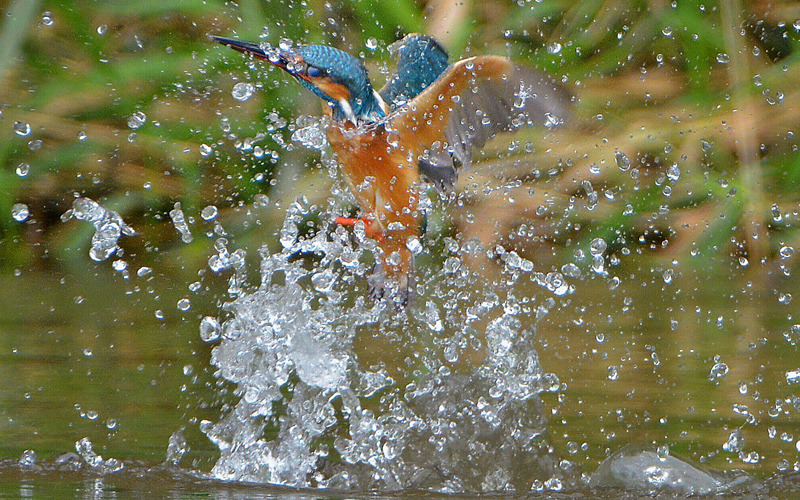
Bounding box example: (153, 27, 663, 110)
(708, 360, 729, 381)
(62, 197, 135, 261)
(589, 238, 607, 256)
(292, 120, 327, 150)
(666, 163, 680, 181)
(11, 203, 30, 222)
(406, 235, 423, 255)
(169, 202, 193, 243)
(198, 205, 566, 492)
(615, 151, 630, 171)
(200, 316, 221, 342)
(13, 121, 31, 136)
(231, 82, 256, 101)
(723, 429, 744, 453)
(127, 111, 146, 130)
(201, 205, 218, 221)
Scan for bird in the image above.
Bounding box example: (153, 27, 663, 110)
(213, 33, 569, 307)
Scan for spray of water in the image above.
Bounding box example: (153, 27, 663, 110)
(199, 197, 574, 493)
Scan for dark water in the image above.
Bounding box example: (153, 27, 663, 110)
(2, 255, 800, 497)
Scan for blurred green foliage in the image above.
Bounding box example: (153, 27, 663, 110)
(1, 0, 799, 277)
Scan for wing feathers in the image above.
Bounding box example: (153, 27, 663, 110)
(389, 56, 569, 170)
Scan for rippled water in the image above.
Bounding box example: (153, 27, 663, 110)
(3, 207, 800, 496)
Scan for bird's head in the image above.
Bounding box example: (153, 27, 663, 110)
(213, 36, 386, 124)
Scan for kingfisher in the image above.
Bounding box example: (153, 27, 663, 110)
(213, 33, 569, 306)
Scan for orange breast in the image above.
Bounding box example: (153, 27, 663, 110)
(326, 120, 422, 285)
(326, 121, 420, 236)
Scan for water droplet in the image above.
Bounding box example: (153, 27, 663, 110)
(41, 11, 54, 26)
(232, 82, 255, 101)
(177, 298, 191, 311)
(137, 266, 152, 278)
(708, 361, 729, 381)
(589, 238, 607, 256)
(199, 143, 213, 157)
(615, 151, 630, 171)
(366, 37, 378, 50)
(278, 37, 293, 51)
(199, 316, 220, 342)
(406, 235, 423, 255)
(716, 53, 730, 64)
(16, 163, 29, 177)
(662, 26, 672, 37)
(169, 203, 193, 243)
(77, 131, 87, 141)
(608, 366, 619, 381)
(201, 205, 218, 221)
(127, 111, 146, 130)
(11, 203, 30, 222)
(666, 163, 680, 181)
(97, 24, 107, 35)
(253, 194, 269, 207)
(779, 246, 794, 259)
(722, 429, 744, 453)
(547, 42, 562, 55)
(13, 121, 31, 136)
(19, 450, 37, 467)
(561, 262, 581, 278)
(292, 123, 327, 150)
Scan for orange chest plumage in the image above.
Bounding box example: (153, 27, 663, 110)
(326, 119, 421, 234)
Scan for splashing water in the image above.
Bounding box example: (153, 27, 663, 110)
(170, 202, 194, 244)
(62, 197, 136, 261)
(200, 200, 573, 493)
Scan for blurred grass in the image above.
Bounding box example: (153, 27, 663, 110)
(0, 0, 799, 278)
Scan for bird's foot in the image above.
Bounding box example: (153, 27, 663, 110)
(334, 216, 384, 241)
(367, 261, 414, 310)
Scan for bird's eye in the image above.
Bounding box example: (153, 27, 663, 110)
(307, 66, 323, 78)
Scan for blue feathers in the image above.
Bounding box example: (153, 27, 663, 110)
(287, 35, 450, 123)
(294, 45, 385, 122)
(214, 34, 450, 124)
(381, 34, 450, 107)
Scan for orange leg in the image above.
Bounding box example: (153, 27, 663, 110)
(334, 216, 384, 241)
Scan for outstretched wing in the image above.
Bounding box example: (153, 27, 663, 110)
(379, 34, 450, 108)
(388, 55, 570, 172)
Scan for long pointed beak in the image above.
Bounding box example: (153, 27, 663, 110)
(211, 36, 290, 70)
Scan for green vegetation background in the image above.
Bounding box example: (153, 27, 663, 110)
(1, 0, 799, 278)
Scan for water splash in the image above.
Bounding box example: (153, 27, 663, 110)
(62, 197, 136, 261)
(169, 202, 193, 243)
(200, 205, 572, 493)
